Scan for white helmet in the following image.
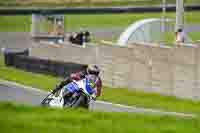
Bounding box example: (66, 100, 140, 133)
(86, 65, 100, 76)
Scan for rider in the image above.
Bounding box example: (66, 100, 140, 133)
(53, 65, 102, 97)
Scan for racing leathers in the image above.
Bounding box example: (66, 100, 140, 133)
(53, 70, 102, 97)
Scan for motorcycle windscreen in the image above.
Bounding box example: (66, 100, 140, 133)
(64, 82, 79, 93)
(85, 78, 95, 95)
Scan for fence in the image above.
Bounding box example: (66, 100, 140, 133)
(30, 42, 200, 100)
(3, 48, 87, 77)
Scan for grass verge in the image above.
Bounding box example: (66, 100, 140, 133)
(0, 102, 200, 133)
(1, 12, 200, 32)
(0, 16, 31, 32)
(163, 31, 200, 45)
(1, 55, 200, 114)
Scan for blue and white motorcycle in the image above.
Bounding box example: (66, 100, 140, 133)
(41, 77, 96, 109)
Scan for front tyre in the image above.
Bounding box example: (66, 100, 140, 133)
(41, 93, 54, 106)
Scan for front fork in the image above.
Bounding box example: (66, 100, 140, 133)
(48, 95, 64, 108)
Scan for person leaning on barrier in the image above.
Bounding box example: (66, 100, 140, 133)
(175, 28, 185, 45)
(69, 30, 91, 46)
(52, 65, 102, 97)
(84, 30, 91, 43)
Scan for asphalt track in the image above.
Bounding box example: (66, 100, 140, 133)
(0, 79, 196, 118)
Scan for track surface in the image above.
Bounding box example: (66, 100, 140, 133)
(0, 79, 195, 117)
(0, 84, 44, 105)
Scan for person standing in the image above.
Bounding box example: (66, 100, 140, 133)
(175, 28, 185, 45)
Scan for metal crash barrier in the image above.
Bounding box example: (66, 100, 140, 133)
(3, 48, 87, 77)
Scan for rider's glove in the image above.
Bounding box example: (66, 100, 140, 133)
(51, 85, 59, 94)
(51, 89, 57, 94)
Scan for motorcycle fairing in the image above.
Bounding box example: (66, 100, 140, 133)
(64, 82, 79, 93)
(85, 78, 95, 95)
(64, 78, 95, 95)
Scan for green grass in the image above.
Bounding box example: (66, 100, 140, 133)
(1, 55, 200, 114)
(163, 31, 175, 45)
(163, 31, 200, 45)
(0, 102, 200, 133)
(99, 87, 200, 114)
(0, 16, 31, 32)
(0, 12, 200, 31)
(188, 32, 200, 42)
(64, 13, 166, 29)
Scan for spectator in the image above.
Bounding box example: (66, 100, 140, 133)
(84, 30, 91, 43)
(56, 20, 64, 36)
(68, 32, 82, 45)
(175, 28, 185, 45)
(69, 30, 91, 46)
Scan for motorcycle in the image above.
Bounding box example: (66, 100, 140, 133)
(41, 77, 96, 109)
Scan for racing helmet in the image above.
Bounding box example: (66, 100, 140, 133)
(86, 65, 100, 76)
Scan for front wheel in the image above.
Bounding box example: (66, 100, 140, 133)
(41, 93, 54, 106)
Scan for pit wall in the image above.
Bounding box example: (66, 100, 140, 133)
(30, 42, 200, 100)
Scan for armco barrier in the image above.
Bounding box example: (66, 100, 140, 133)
(4, 49, 29, 66)
(1, 5, 200, 15)
(3, 48, 87, 77)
